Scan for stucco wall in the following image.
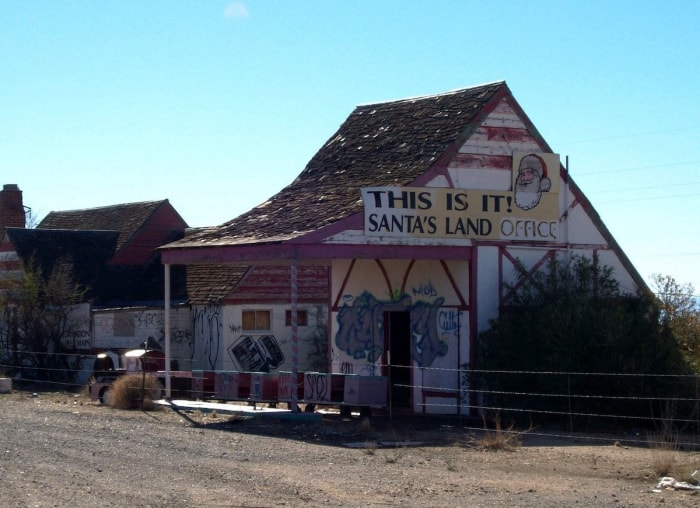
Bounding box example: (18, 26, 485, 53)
(191, 303, 328, 373)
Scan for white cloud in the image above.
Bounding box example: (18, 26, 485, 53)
(224, 2, 249, 20)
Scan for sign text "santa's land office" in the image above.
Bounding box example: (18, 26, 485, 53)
(362, 187, 560, 241)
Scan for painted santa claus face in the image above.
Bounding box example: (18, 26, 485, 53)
(514, 154, 551, 210)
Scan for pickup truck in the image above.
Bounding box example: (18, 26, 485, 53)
(88, 348, 165, 403)
(88, 349, 214, 403)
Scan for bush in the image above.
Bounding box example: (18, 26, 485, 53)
(477, 254, 695, 427)
(108, 373, 162, 410)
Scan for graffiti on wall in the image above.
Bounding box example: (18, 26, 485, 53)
(228, 334, 284, 372)
(304, 372, 330, 401)
(335, 292, 409, 362)
(410, 297, 446, 367)
(334, 291, 449, 368)
(93, 307, 190, 352)
(192, 305, 222, 370)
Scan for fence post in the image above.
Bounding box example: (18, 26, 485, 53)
(567, 373, 574, 434)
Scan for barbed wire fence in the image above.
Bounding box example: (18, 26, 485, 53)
(2, 350, 699, 447)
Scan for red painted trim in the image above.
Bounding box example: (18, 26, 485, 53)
(332, 258, 356, 309)
(502, 249, 556, 303)
(468, 247, 478, 409)
(480, 125, 536, 143)
(409, 84, 511, 184)
(440, 260, 468, 309)
(498, 246, 505, 307)
(326, 265, 333, 372)
(449, 153, 512, 170)
(375, 260, 393, 297)
(400, 259, 416, 295)
(291, 213, 364, 243)
(410, 165, 453, 187)
(498, 93, 554, 154)
(501, 248, 520, 266)
(161, 242, 474, 265)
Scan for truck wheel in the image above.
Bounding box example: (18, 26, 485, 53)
(99, 387, 110, 405)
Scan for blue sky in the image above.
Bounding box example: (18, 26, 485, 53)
(1, 1, 698, 294)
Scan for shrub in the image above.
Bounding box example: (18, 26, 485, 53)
(108, 373, 162, 410)
(477, 254, 695, 427)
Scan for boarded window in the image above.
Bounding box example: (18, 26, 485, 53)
(285, 310, 308, 327)
(242, 310, 271, 331)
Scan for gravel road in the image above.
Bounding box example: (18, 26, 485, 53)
(0, 389, 698, 507)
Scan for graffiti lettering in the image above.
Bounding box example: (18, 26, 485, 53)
(171, 328, 192, 346)
(192, 305, 222, 370)
(412, 281, 438, 298)
(438, 309, 459, 337)
(304, 373, 329, 401)
(132, 311, 164, 328)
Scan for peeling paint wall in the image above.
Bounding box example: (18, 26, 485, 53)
(93, 306, 192, 365)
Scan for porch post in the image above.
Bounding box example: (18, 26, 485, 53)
(164, 263, 172, 399)
(290, 258, 299, 412)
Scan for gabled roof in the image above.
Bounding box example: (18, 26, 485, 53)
(38, 200, 176, 253)
(169, 81, 506, 248)
(5, 227, 119, 298)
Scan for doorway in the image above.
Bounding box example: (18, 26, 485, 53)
(385, 311, 412, 408)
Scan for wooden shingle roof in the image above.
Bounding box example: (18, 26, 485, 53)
(171, 81, 506, 248)
(38, 200, 170, 252)
(185, 264, 249, 305)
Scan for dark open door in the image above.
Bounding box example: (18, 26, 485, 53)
(385, 311, 411, 408)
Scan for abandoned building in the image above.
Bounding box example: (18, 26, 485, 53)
(158, 81, 645, 415)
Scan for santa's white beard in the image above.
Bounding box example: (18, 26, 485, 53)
(514, 190, 542, 210)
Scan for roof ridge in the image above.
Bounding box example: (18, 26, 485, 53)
(356, 80, 505, 108)
(44, 199, 167, 215)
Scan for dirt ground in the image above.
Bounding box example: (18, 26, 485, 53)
(0, 389, 699, 507)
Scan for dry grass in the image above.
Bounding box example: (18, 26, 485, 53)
(647, 407, 682, 478)
(363, 440, 378, 455)
(473, 412, 522, 451)
(648, 431, 678, 477)
(108, 373, 162, 410)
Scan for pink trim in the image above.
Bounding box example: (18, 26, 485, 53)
(400, 259, 416, 295)
(501, 249, 556, 305)
(440, 260, 469, 309)
(375, 259, 393, 298)
(162, 243, 474, 265)
(332, 259, 356, 309)
(468, 247, 478, 408)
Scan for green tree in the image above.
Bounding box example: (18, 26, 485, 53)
(650, 273, 700, 370)
(0, 258, 89, 384)
(477, 254, 694, 427)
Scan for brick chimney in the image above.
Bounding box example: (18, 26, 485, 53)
(0, 184, 25, 231)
